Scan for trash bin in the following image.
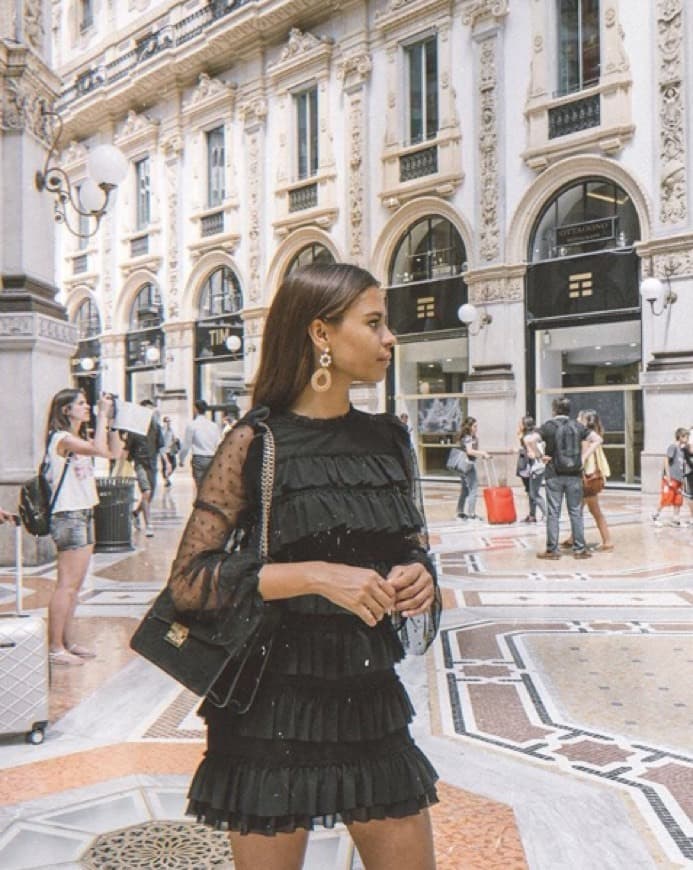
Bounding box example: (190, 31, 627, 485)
(94, 478, 136, 553)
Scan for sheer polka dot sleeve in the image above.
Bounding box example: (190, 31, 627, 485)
(167, 424, 270, 632)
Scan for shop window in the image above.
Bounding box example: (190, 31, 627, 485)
(135, 157, 151, 230)
(295, 86, 319, 180)
(129, 283, 163, 330)
(198, 267, 243, 317)
(405, 36, 438, 145)
(390, 216, 465, 284)
(206, 126, 225, 208)
(529, 177, 638, 262)
(74, 298, 101, 340)
(286, 243, 335, 276)
(557, 0, 600, 96)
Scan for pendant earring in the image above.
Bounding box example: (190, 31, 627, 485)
(311, 347, 332, 392)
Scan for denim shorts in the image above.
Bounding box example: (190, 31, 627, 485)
(50, 509, 94, 552)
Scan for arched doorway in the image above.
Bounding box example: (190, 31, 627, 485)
(195, 266, 245, 421)
(526, 177, 643, 484)
(386, 215, 468, 476)
(71, 298, 102, 420)
(126, 283, 165, 402)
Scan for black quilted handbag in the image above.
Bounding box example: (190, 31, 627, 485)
(130, 420, 277, 712)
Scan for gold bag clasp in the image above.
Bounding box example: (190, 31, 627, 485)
(165, 622, 189, 648)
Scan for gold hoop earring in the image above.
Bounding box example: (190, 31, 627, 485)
(311, 347, 332, 392)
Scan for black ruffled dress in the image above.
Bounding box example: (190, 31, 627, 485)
(172, 406, 440, 835)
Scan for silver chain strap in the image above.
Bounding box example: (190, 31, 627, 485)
(256, 422, 276, 560)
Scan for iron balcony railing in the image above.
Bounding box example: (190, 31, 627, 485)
(548, 93, 600, 140)
(399, 146, 438, 183)
(201, 210, 224, 237)
(130, 234, 149, 258)
(289, 182, 318, 213)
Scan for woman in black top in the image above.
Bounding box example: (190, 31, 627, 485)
(167, 264, 440, 870)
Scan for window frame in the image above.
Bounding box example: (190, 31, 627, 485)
(134, 156, 151, 231)
(294, 84, 319, 181)
(206, 125, 226, 208)
(556, 0, 601, 97)
(404, 35, 439, 147)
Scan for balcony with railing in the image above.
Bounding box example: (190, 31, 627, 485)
(200, 210, 225, 237)
(59, 0, 255, 110)
(72, 254, 88, 275)
(399, 146, 438, 183)
(288, 182, 318, 213)
(548, 94, 600, 140)
(130, 234, 149, 258)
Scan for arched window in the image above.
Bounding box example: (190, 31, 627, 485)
(198, 267, 243, 317)
(529, 178, 639, 262)
(390, 216, 466, 285)
(73, 298, 101, 340)
(286, 243, 335, 276)
(129, 283, 163, 330)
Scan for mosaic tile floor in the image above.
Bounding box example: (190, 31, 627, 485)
(0, 477, 691, 868)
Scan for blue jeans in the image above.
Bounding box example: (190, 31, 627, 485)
(545, 475, 586, 552)
(457, 464, 478, 516)
(528, 473, 546, 519)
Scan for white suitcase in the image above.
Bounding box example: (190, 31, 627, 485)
(0, 517, 49, 744)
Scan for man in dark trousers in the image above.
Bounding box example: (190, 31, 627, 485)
(524, 396, 602, 560)
(126, 399, 164, 537)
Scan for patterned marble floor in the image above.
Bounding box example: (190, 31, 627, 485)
(0, 475, 691, 869)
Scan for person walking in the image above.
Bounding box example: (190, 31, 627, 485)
(525, 396, 601, 560)
(44, 389, 121, 666)
(179, 399, 221, 491)
(127, 399, 163, 537)
(516, 415, 546, 524)
(651, 427, 692, 527)
(166, 264, 440, 870)
(160, 416, 179, 487)
(456, 416, 490, 521)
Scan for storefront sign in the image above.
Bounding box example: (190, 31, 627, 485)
(526, 251, 639, 321)
(195, 315, 243, 359)
(126, 329, 164, 369)
(555, 217, 615, 248)
(387, 276, 467, 336)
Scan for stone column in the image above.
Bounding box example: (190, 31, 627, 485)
(0, 30, 78, 564)
(461, 2, 518, 480)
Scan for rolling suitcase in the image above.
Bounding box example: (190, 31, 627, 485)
(0, 516, 49, 744)
(482, 458, 517, 525)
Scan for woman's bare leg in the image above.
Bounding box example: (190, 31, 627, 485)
(229, 829, 309, 870)
(49, 545, 93, 651)
(584, 495, 612, 547)
(347, 810, 436, 870)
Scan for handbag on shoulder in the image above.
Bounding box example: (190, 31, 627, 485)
(130, 419, 278, 712)
(446, 447, 470, 474)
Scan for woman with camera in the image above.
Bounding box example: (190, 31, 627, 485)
(44, 389, 121, 666)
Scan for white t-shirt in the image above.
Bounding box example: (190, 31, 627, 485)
(47, 431, 98, 513)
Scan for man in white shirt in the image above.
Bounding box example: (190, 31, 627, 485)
(179, 400, 222, 491)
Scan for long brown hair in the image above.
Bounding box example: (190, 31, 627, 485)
(252, 263, 379, 411)
(459, 416, 477, 439)
(45, 388, 87, 446)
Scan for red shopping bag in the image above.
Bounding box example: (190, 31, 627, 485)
(659, 477, 683, 508)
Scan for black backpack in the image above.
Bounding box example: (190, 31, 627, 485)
(550, 419, 583, 474)
(18, 454, 71, 537)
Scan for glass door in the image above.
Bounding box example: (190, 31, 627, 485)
(534, 320, 643, 484)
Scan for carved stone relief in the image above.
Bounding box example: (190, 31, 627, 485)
(1, 75, 51, 144)
(240, 96, 267, 304)
(162, 136, 183, 320)
(461, 0, 509, 28)
(478, 37, 501, 261)
(24, 0, 45, 55)
(603, 4, 630, 75)
(657, 0, 687, 225)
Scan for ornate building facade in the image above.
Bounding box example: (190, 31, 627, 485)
(49, 0, 693, 490)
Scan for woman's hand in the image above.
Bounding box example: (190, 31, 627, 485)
(386, 563, 435, 617)
(309, 563, 396, 628)
(97, 393, 115, 420)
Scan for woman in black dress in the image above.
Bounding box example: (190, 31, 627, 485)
(167, 264, 440, 869)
